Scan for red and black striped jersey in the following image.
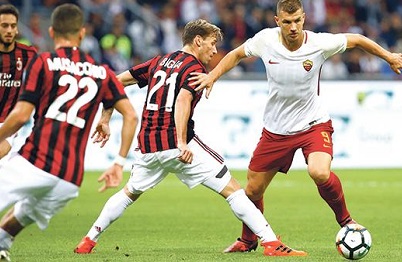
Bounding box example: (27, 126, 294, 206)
(0, 42, 37, 122)
(18, 47, 127, 186)
(129, 51, 206, 153)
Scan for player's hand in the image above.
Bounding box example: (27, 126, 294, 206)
(189, 72, 215, 99)
(91, 121, 110, 148)
(388, 52, 402, 74)
(177, 143, 193, 164)
(97, 165, 123, 192)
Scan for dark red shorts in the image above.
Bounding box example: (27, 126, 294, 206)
(248, 120, 334, 173)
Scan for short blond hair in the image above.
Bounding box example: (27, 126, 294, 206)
(182, 19, 223, 46)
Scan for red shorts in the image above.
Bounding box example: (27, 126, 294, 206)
(248, 120, 334, 173)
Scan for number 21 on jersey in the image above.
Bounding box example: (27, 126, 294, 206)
(146, 70, 178, 112)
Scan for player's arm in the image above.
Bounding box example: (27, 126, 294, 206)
(208, 43, 248, 82)
(345, 33, 402, 74)
(112, 98, 138, 162)
(97, 98, 138, 192)
(91, 107, 113, 147)
(174, 88, 193, 164)
(190, 44, 248, 98)
(116, 70, 139, 87)
(92, 70, 140, 146)
(0, 101, 34, 143)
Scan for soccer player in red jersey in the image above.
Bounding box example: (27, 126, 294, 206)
(190, 0, 402, 253)
(0, 4, 138, 261)
(74, 19, 306, 257)
(0, 4, 37, 160)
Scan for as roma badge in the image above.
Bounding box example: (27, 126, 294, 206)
(303, 59, 313, 72)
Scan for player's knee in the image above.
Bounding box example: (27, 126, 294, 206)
(308, 166, 330, 184)
(245, 184, 264, 200)
(219, 178, 242, 198)
(13, 206, 35, 228)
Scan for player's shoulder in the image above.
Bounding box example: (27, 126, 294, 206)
(305, 29, 339, 41)
(95, 62, 121, 82)
(15, 42, 37, 54)
(255, 27, 279, 38)
(249, 27, 280, 45)
(182, 52, 206, 73)
(98, 63, 114, 75)
(305, 30, 346, 47)
(161, 51, 205, 72)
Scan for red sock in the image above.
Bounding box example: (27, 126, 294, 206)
(241, 198, 263, 242)
(317, 172, 352, 226)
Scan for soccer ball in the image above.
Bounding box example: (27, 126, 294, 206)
(336, 224, 372, 260)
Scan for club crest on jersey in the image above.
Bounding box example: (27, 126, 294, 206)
(303, 59, 313, 72)
(16, 58, 23, 71)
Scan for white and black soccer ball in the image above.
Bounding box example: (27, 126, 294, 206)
(336, 224, 372, 260)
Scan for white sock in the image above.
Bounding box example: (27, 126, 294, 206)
(0, 228, 13, 250)
(86, 189, 134, 242)
(226, 189, 277, 243)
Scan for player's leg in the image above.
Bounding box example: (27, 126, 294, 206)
(202, 171, 306, 256)
(75, 150, 166, 254)
(74, 186, 142, 254)
(304, 122, 354, 227)
(307, 152, 354, 226)
(0, 207, 25, 261)
(0, 169, 78, 260)
(0, 154, 69, 260)
(232, 168, 277, 248)
(182, 136, 305, 256)
(225, 128, 295, 251)
(212, 175, 277, 243)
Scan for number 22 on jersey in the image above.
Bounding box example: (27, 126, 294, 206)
(45, 74, 97, 129)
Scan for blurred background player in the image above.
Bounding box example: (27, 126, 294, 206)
(0, 4, 138, 261)
(74, 19, 306, 257)
(0, 4, 36, 162)
(190, 0, 402, 253)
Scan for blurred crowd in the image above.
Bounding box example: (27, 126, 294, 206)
(4, 0, 402, 79)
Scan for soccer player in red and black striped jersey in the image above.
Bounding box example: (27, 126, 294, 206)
(130, 50, 204, 153)
(0, 4, 37, 160)
(74, 19, 306, 257)
(0, 4, 138, 261)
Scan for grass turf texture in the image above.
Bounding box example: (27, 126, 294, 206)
(3, 169, 401, 261)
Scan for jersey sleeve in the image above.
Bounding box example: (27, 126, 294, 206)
(244, 28, 272, 58)
(179, 62, 205, 97)
(317, 33, 347, 59)
(102, 67, 128, 109)
(18, 54, 44, 106)
(129, 56, 160, 88)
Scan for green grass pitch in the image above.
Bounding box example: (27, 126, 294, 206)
(3, 168, 402, 261)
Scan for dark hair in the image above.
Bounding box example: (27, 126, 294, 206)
(0, 4, 19, 21)
(276, 0, 303, 14)
(182, 19, 222, 46)
(51, 4, 83, 36)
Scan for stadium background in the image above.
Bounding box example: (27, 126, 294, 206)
(1, 2, 402, 261)
(6, 0, 402, 170)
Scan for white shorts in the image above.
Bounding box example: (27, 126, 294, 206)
(0, 154, 79, 230)
(127, 135, 231, 194)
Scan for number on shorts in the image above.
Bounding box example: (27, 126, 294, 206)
(321, 131, 331, 143)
